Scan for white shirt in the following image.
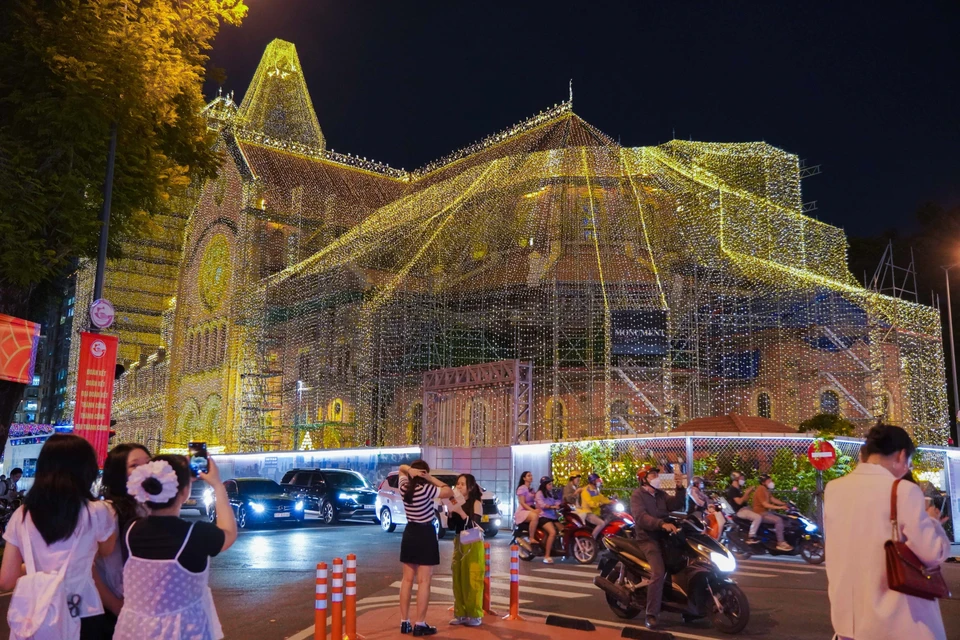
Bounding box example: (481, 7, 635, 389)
(824, 463, 951, 640)
(3, 501, 117, 618)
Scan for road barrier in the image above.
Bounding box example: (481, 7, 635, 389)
(345, 554, 362, 640)
(315, 562, 327, 640)
(483, 542, 497, 615)
(502, 544, 524, 621)
(331, 558, 344, 640)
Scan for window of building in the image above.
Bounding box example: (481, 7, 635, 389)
(820, 390, 840, 416)
(757, 392, 772, 419)
(32, 375, 40, 386)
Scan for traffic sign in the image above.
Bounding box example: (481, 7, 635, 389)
(807, 440, 837, 471)
(90, 298, 115, 329)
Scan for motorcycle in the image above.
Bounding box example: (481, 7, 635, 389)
(719, 497, 825, 565)
(593, 514, 750, 634)
(594, 500, 635, 540)
(512, 503, 599, 564)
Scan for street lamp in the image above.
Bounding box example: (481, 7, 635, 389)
(941, 265, 960, 437)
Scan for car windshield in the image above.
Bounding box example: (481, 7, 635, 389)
(238, 479, 282, 495)
(324, 472, 368, 489)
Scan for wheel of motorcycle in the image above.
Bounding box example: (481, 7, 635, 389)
(516, 543, 535, 562)
(605, 593, 642, 620)
(799, 539, 825, 565)
(709, 583, 750, 634)
(572, 536, 598, 564)
(724, 535, 752, 560)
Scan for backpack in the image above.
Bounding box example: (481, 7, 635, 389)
(7, 512, 83, 640)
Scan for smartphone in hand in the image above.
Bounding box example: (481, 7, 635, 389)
(188, 441, 209, 477)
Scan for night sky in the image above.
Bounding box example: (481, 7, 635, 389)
(205, 1, 959, 237)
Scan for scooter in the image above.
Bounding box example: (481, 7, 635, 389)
(594, 500, 635, 540)
(720, 498, 825, 565)
(593, 515, 750, 634)
(512, 504, 598, 564)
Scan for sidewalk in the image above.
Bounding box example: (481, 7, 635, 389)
(350, 601, 625, 640)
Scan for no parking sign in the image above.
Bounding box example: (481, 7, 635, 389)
(807, 440, 837, 471)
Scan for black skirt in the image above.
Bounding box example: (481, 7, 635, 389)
(400, 521, 440, 566)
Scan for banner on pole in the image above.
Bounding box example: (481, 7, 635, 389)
(0, 314, 41, 385)
(72, 332, 118, 467)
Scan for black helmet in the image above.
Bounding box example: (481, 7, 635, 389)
(540, 475, 554, 486)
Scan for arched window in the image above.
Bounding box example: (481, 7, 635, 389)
(820, 390, 840, 416)
(610, 399, 630, 434)
(211, 326, 219, 366)
(328, 398, 344, 423)
(757, 392, 772, 419)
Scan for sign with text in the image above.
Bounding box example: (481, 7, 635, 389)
(807, 440, 837, 472)
(611, 310, 668, 356)
(0, 314, 41, 385)
(72, 332, 118, 467)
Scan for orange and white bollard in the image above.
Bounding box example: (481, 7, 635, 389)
(315, 562, 328, 640)
(331, 558, 344, 640)
(502, 544, 524, 621)
(482, 542, 497, 615)
(345, 554, 364, 640)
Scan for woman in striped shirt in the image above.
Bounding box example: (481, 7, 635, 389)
(397, 461, 454, 637)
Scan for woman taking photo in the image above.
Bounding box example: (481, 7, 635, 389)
(449, 474, 484, 627)
(397, 461, 454, 637)
(534, 476, 560, 563)
(0, 434, 118, 639)
(825, 423, 951, 640)
(514, 471, 540, 545)
(114, 454, 237, 640)
(89, 443, 151, 637)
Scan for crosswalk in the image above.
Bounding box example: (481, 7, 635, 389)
(375, 556, 823, 609)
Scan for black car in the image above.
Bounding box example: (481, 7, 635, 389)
(213, 478, 305, 530)
(279, 468, 377, 525)
(183, 479, 212, 517)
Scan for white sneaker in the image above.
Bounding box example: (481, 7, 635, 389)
(449, 617, 466, 625)
(543, 557, 555, 564)
(464, 618, 482, 627)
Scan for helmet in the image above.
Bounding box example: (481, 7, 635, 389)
(636, 465, 660, 484)
(539, 475, 554, 487)
(759, 474, 771, 483)
(731, 470, 744, 480)
(568, 472, 582, 481)
(587, 473, 602, 485)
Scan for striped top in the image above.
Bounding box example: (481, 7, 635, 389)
(398, 475, 440, 523)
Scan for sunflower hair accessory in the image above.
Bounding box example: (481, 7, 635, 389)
(127, 460, 180, 504)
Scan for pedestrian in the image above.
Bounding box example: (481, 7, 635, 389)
(0, 467, 23, 506)
(825, 422, 951, 640)
(0, 434, 118, 640)
(113, 454, 237, 640)
(724, 471, 762, 543)
(448, 474, 484, 627)
(629, 466, 686, 630)
(534, 476, 561, 563)
(562, 473, 581, 506)
(751, 474, 793, 551)
(514, 471, 540, 544)
(88, 443, 151, 638)
(397, 461, 454, 637)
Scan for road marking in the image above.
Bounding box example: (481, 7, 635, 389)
(733, 570, 778, 578)
(492, 573, 599, 589)
(534, 567, 605, 578)
(740, 559, 824, 572)
(518, 606, 722, 640)
(435, 575, 589, 598)
(286, 600, 451, 640)
(388, 581, 531, 606)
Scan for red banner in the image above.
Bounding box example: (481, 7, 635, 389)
(73, 332, 118, 467)
(0, 314, 41, 385)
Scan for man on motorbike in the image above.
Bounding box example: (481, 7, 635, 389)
(752, 474, 793, 551)
(562, 472, 582, 506)
(579, 473, 613, 539)
(629, 466, 686, 630)
(725, 471, 763, 544)
(0, 468, 22, 508)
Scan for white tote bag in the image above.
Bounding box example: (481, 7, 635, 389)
(7, 513, 83, 640)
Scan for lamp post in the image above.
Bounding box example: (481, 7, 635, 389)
(942, 266, 960, 437)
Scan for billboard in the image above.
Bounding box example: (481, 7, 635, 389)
(0, 314, 41, 385)
(611, 310, 668, 356)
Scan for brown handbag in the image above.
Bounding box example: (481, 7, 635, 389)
(884, 479, 951, 600)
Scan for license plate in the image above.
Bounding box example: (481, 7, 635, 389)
(355, 505, 364, 510)
(274, 512, 291, 518)
(185, 500, 197, 506)
(481, 515, 490, 523)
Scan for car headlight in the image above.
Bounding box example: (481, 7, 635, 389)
(710, 551, 737, 573)
(203, 493, 214, 507)
(800, 517, 818, 532)
(614, 502, 625, 513)
(249, 502, 265, 514)
(295, 501, 304, 511)
(494, 518, 501, 527)
(339, 492, 359, 501)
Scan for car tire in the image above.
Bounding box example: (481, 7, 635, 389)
(380, 508, 397, 533)
(484, 527, 499, 539)
(237, 506, 249, 530)
(207, 507, 217, 524)
(321, 501, 338, 525)
(436, 525, 447, 540)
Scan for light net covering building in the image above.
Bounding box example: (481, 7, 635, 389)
(90, 39, 948, 453)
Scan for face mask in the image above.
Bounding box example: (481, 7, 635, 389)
(738, 479, 745, 487)
(649, 477, 661, 489)
(767, 482, 775, 490)
(698, 482, 705, 489)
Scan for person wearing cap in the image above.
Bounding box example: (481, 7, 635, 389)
(629, 466, 687, 630)
(751, 474, 792, 551)
(562, 473, 582, 507)
(579, 472, 612, 538)
(534, 476, 561, 564)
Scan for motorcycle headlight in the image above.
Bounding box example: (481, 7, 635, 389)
(614, 502, 625, 513)
(295, 501, 304, 511)
(249, 502, 265, 514)
(710, 551, 737, 573)
(800, 517, 818, 532)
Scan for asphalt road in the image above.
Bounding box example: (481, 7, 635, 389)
(1, 514, 959, 639)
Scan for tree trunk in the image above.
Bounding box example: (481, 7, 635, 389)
(0, 379, 25, 455)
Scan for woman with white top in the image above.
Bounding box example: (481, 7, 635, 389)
(113, 454, 237, 640)
(397, 460, 454, 637)
(88, 443, 151, 638)
(825, 423, 951, 640)
(0, 434, 118, 639)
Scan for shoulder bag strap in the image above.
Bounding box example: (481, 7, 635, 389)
(890, 479, 902, 543)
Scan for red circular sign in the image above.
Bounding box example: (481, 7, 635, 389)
(807, 440, 837, 471)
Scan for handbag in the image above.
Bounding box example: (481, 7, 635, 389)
(459, 516, 483, 545)
(884, 479, 950, 600)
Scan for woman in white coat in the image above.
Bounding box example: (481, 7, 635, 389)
(824, 423, 951, 640)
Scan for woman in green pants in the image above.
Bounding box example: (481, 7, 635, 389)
(449, 474, 485, 627)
